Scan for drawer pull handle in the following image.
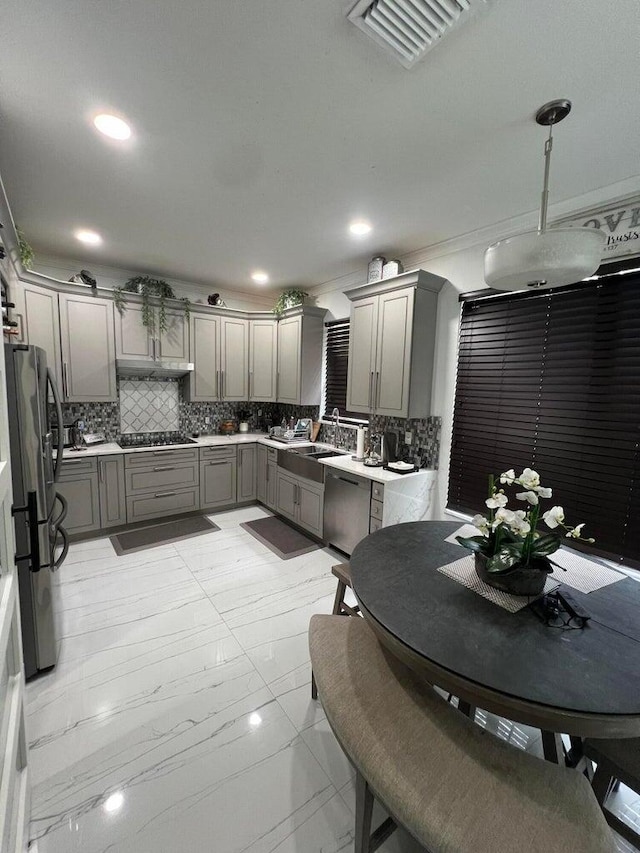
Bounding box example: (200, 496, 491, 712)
(208, 461, 227, 466)
(153, 465, 175, 471)
(155, 491, 176, 498)
(153, 450, 177, 456)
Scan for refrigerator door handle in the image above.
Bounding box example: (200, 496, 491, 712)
(12, 491, 42, 572)
(48, 367, 65, 482)
(51, 525, 69, 571)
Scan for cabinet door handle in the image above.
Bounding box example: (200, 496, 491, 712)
(248, 370, 252, 399)
(216, 370, 220, 399)
(155, 491, 176, 498)
(375, 371, 380, 410)
(266, 465, 269, 483)
(153, 465, 175, 471)
(221, 370, 225, 398)
(369, 371, 374, 408)
(99, 460, 104, 483)
(62, 362, 69, 398)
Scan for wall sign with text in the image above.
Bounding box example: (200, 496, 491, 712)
(557, 196, 640, 260)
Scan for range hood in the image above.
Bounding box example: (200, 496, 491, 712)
(116, 358, 194, 378)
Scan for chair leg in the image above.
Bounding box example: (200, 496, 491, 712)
(355, 770, 374, 853)
(332, 580, 348, 616)
(311, 670, 318, 700)
(591, 765, 613, 807)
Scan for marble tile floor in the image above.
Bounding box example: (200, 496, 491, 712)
(26, 505, 634, 852)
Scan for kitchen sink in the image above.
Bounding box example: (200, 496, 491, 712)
(277, 446, 344, 483)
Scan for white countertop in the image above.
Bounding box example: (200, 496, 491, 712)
(318, 453, 429, 483)
(57, 433, 429, 482)
(58, 433, 316, 459)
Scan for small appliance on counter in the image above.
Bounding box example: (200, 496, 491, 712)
(70, 419, 86, 451)
(219, 420, 237, 435)
(363, 433, 383, 467)
(237, 409, 250, 433)
(52, 421, 76, 448)
(382, 429, 399, 465)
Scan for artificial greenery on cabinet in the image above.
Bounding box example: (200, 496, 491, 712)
(272, 288, 309, 316)
(112, 276, 190, 334)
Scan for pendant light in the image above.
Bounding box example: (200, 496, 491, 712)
(484, 99, 605, 291)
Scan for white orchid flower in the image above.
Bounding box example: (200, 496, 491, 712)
(471, 514, 490, 535)
(565, 523, 585, 539)
(543, 506, 565, 529)
(499, 469, 516, 485)
(517, 468, 540, 490)
(516, 490, 538, 506)
(536, 486, 552, 498)
(485, 492, 508, 510)
(492, 507, 514, 530)
(510, 516, 531, 536)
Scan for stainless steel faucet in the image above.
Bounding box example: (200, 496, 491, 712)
(331, 407, 341, 449)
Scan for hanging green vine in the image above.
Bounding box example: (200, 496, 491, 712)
(273, 288, 308, 317)
(117, 275, 191, 335)
(112, 286, 126, 315)
(16, 227, 34, 269)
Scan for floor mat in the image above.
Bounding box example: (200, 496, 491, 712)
(240, 516, 320, 560)
(110, 515, 220, 555)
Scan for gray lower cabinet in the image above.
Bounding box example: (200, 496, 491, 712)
(124, 448, 200, 523)
(200, 445, 237, 509)
(98, 456, 126, 528)
(276, 471, 297, 521)
(57, 457, 101, 535)
(257, 446, 267, 504)
(237, 444, 257, 502)
(257, 446, 278, 509)
(275, 469, 324, 537)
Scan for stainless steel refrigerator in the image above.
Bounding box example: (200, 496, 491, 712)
(5, 343, 68, 678)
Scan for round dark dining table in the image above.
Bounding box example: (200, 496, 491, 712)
(350, 521, 640, 753)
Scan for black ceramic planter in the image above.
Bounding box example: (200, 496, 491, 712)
(474, 552, 550, 597)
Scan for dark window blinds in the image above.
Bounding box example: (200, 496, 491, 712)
(323, 320, 368, 423)
(448, 273, 640, 567)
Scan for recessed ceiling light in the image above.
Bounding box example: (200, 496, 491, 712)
(349, 220, 372, 236)
(93, 113, 132, 141)
(251, 271, 269, 284)
(74, 229, 102, 246)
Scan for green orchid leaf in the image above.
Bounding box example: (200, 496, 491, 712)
(531, 534, 561, 556)
(487, 550, 521, 573)
(456, 535, 489, 554)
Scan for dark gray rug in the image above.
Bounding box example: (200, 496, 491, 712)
(110, 515, 220, 555)
(240, 516, 319, 560)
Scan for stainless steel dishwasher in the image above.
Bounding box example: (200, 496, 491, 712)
(324, 470, 372, 555)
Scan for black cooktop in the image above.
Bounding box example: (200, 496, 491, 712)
(117, 433, 197, 449)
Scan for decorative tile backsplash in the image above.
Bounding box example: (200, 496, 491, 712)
(120, 379, 179, 433)
(50, 378, 441, 469)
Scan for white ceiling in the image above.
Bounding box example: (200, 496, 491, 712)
(1, 0, 639, 291)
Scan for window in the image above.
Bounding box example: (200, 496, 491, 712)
(323, 319, 368, 423)
(448, 268, 640, 567)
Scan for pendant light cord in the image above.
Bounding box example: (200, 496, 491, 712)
(538, 123, 554, 233)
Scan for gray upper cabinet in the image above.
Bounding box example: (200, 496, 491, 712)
(98, 455, 126, 528)
(346, 296, 378, 413)
(115, 304, 152, 360)
(115, 304, 188, 362)
(220, 317, 248, 401)
(186, 313, 248, 402)
(14, 281, 62, 388)
(345, 270, 446, 419)
(158, 309, 189, 361)
(59, 293, 117, 402)
(276, 306, 325, 405)
(237, 444, 257, 502)
(187, 314, 220, 401)
(249, 319, 277, 402)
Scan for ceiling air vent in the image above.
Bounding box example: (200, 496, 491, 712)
(347, 0, 487, 69)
